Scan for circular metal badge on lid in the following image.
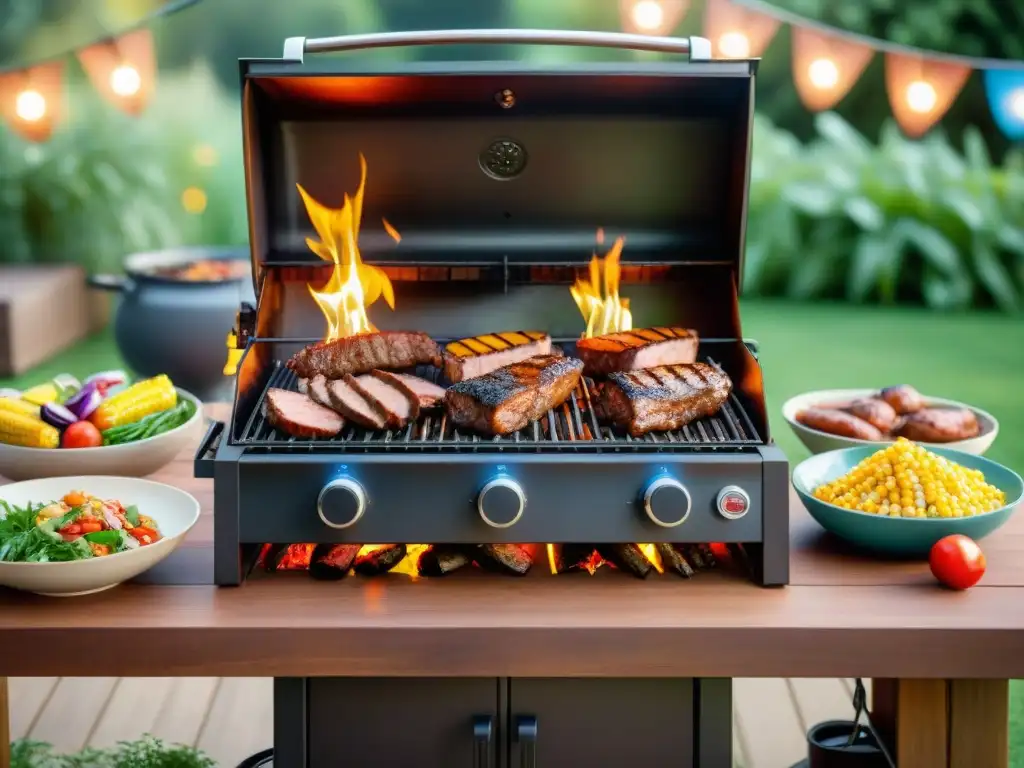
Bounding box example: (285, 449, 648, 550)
(716, 486, 750, 520)
(480, 139, 527, 180)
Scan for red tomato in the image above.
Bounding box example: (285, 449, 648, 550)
(929, 535, 986, 590)
(61, 421, 103, 449)
(60, 523, 82, 536)
(129, 526, 158, 545)
(79, 520, 102, 533)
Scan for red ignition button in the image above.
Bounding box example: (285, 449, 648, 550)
(716, 486, 750, 520)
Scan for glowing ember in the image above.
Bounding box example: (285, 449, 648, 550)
(637, 544, 664, 574)
(546, 543, 558, 575)
(390, 544, 429, 579)
(297, 153, 401, 342)
(276, 543, 316, 570)
(569, 230, 632, 338)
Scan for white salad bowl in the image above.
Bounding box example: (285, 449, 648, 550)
(0, 475, 200, 596)
(0, 388, 204, 481)
(782, 388, 999, 456)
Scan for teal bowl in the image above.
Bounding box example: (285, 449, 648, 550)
(792, 445, 1023, 558)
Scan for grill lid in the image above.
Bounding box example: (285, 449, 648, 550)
(240, 29, 757, 284)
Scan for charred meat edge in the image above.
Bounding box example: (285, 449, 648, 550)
(286, 331, 442, 379)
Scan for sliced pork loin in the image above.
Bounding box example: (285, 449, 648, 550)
(265, 388, 345, 439)
(325, 378, 386, 430)
(347, 372, 420, 429)
(443, 331, 554, 382)
(307, 375, 338, 413)
(576, 327, 699, 377)
(445, 354, 584, 436)
(601, 362, 732, 437)
(370, 370, 445, 410)
(287, 331, 442, 379)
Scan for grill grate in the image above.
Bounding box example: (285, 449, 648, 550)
(233, 357, 762, 453)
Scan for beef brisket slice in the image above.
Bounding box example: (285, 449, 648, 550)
(286, 331, 442, 379)
(374, 371, 445, 410)
(443, 331, 553, 382)
(348, 372, 420, 428)
(325, 378, 386, 430)
(576, 327, 699, 376)
(265, 388, 345, 439)
(444, 354, 584, 436)
(601, 363, 732, 436)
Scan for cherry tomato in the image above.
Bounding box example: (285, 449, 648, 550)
(129, 526, 158, 545)
(79, 520, 102, 533)
(61, 421, 103, 449)
(929, 535, 986, 590)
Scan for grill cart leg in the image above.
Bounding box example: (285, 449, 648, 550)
(696, 678, 733, 767)
(273, 678, 308, 767)
(758, 444, 790, 587)
(214, 460, 244, 586)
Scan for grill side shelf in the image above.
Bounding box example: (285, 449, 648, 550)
(231, 355, 763, 453)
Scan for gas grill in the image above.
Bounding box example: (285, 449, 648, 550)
(195, 27, 789, 592)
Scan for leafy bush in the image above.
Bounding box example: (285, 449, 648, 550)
(746, 112, 1024, 311)
(0, 64, 247, 275)
(11, 736, 215, 768)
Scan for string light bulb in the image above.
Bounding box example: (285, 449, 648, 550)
(109, 64, 141, 97)
(620, 0, 687, 37)
(77, 28, 155, 116)
(885, 53, 970, 138)
(807, 58, 839, 89)
(791, 28, 873, 112)
(703, 0, 779, 59)
(14, 90, 46, 122)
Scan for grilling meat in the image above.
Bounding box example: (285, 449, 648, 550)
(325, 378, 386, 430)
(444, 331, 553, 382)
(600, 362, 732, 437)
(896, 408, 980, 443)
(370, 370, 445, 410)
(575, 327, 698, 377)
(349, 372, 420, 429)
(286, 331, 442, 379)
(307, 375, 339, 412)
(843, 398, 898, 433)
(265, 388, 345, 439)
(445, 354, 584, 436)
(795, 407, 883, 441)
(879, 385, 925, 415)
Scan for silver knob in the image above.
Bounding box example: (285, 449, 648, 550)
(642, 477, 692, 528)
(716, 485, 750, 520)
(317, 477, 367, 529)
(477, 476, 526, 529)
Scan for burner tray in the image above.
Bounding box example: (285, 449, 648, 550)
(234, 357, 761, 453)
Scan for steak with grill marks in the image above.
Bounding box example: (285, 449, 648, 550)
(575, 327, 699, 376)
(600, 362, 732, 436)
(265, 388, 345, 439)
(443, 331, 554, 382)
(286, 331, 442, 379)
(445, 354, 584, 436)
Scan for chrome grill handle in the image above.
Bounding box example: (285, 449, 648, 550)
(283, 30, 712, 61)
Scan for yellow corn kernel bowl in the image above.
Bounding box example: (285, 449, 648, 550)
(792, 441, 1022, 557)
(0, 388, 203, 482)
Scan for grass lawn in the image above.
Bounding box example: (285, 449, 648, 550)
(2, 297, 1022, 760)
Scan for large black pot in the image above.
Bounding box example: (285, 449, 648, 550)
(90, 246, 255, 401)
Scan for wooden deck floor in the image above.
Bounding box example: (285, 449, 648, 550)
(8, 676, 864, 766)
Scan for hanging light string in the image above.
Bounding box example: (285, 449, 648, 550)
(729, 0, 1024, 71)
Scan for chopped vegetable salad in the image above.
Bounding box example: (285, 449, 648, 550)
(0, 490, 163, 562)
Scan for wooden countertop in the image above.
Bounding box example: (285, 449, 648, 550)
(1, 406, 1022, 679)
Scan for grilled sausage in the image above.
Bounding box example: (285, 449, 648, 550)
(879, 385, 925, 415)
(795, 407, 884, 441)
(896, 408, 980, 443)
(844, 398, 899, 433)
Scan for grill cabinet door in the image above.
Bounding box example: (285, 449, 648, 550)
(508, 678, 694, 767)
(308, 678, 499, 768)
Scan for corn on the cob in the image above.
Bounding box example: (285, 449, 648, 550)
(90, 375, 178, 431)
(0, 397, 41, 418)
(0, 409, 60, 448)
(20, 382, 59, 406)
(813, 437, 1005, 518)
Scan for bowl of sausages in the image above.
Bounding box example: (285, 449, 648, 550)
(782, 385, 999, 456)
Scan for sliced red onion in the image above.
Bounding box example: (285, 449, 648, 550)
(64, 382, 104, 419)
(40, 402, 79, 429)
(83, 370, 128, 392)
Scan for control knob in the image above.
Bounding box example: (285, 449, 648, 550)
(477, 476, 526, 529)
(642, 477, 692, 528)
(317, 477, 367, 529)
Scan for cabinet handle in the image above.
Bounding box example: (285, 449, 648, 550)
(473, 715, 493, 768)
(516, 715, 538, 768)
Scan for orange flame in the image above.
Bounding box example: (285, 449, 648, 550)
(297, 154, 401, 342)
(637, 544, 664, 574)
(570, 232, 632, 338)
(276, 543, 316, 570)
(356, 544, 428, 579)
